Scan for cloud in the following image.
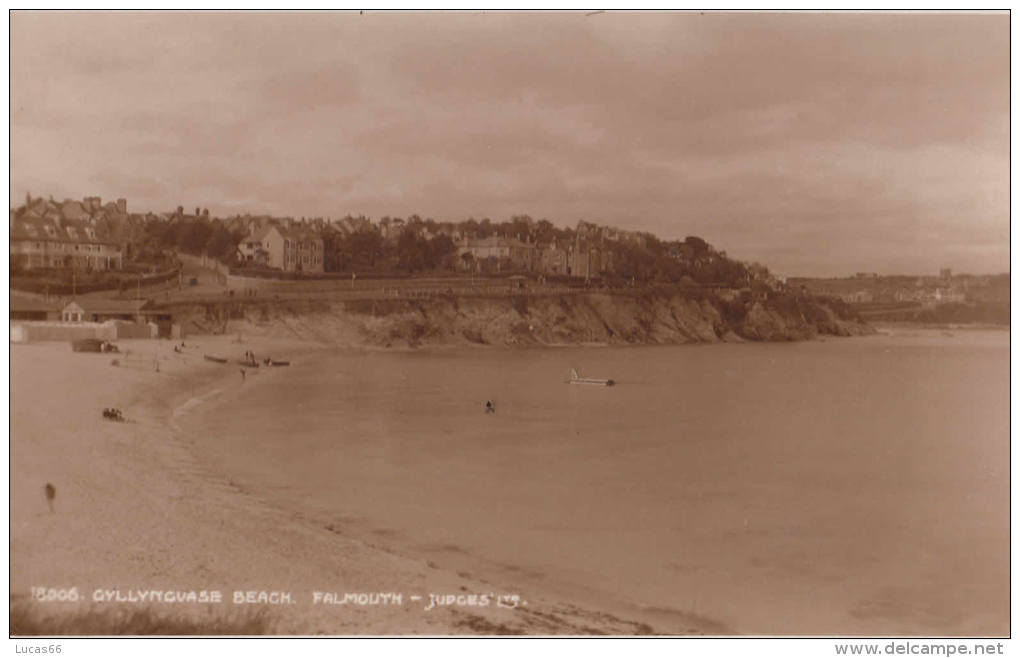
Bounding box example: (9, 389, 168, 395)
(9, 11, 1009, 276)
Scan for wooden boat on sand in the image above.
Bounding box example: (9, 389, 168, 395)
(568, 369, 615, 386)
(204, 355, 228, 364)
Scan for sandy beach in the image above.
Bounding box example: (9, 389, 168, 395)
(10, 336, 708, 635)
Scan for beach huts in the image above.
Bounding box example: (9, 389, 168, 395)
(60, 299, 152, 323)
(10, 295, 62, 321)
(10, 297, 175, 343)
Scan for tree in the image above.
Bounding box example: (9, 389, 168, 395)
(321, 226, 344, 272)
(426, 234, 456, 270)
(528, 219, 556, 244)
(510, 214, 534, 236)
(397, 230, 426, 273)
(346, 229, 384, 270)
(684, 236, 710, 258)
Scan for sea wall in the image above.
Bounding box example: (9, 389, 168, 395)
(164, 287, 873, 348)
(10, 320, 159, 343)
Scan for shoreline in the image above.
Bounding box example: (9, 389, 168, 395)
(870, 321, 1009, 331)
(11, 336, 726, 635)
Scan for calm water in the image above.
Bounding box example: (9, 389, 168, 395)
(181, 330, 1009, 635)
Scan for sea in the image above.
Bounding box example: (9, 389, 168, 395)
(178, 329, 1009, 635)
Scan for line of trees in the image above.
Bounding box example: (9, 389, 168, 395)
(142, 215, 246, 263)
(321, 227, 458, 274)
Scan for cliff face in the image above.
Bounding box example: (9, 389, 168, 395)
(170, 288, 873, 348)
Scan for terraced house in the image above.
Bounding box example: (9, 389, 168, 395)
(237, 223, 324, 272)
(457, 236, 536, 272)
(10, 214, 123, 271)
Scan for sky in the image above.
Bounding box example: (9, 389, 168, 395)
(10, 11, 1009, 277)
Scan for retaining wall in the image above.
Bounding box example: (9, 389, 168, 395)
(10, 320, 157, 343)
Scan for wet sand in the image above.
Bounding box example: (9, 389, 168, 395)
(10, 337, 716, 635)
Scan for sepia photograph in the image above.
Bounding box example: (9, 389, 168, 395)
(8, 8, 1010, 647)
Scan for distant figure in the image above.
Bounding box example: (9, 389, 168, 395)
(485, 400, 495, 414)
(44, 483, 55, 513)
(240, 369, 246, 382)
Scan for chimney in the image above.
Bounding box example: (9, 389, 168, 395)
(117, 198, 127, 214)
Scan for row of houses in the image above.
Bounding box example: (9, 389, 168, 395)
(456, 236, 613, 278)
(233, 221, 616, 278)
(12, 194, 631, 279)
(11, 196, 128, 271)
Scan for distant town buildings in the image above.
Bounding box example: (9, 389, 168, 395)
(788, 268, 1005, 306)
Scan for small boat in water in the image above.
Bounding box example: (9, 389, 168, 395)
(568, 369, 615, 386)
(204, 355, 228, 364)
(268, 360, 290, 367)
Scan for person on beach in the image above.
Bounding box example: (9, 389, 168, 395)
(485, 400, 495, 414)
(44, 483, 55, 513)
(240, 369, 246, 382)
